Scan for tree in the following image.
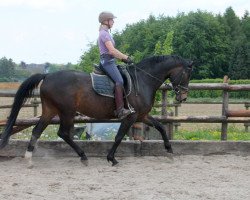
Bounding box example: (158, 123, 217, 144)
(173, 11, 230, 79)
(65, 62, 76, 70)
(224, 8, 250, 79)
(223, 7, 241, 41)
(20, 61, 27, 69)
(154, 41, 162, 55)
(0, 57, 16, 81)
(77, 42, 99, 73)
(242, 11, 250, 41)
(228, 34, 250, 79)
(154, 31, 174, 55)
(114, 15, 176, 59)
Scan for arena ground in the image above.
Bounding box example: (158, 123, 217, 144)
(0, 154, 249, 200)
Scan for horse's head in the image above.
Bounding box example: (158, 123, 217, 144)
(169, 59, 193, 103)
(134, 55, 193, 102)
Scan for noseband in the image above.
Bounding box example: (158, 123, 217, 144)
(171, 69, 189, 95)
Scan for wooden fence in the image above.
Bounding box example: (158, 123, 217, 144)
(0, 81, 250, 140)
(159, 78, 250, 139)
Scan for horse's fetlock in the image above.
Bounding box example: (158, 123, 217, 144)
(27, 145, 35, 152)
(165, 143, 173, 153)
(81, 154, 88, 161)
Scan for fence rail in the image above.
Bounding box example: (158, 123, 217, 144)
(0, 115, 248, 126)
(0, 80, 250, 140)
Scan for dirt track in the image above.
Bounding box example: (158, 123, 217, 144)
(0, 154, 249, 200)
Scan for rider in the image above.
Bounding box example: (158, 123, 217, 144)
(98, 11, 134, 119)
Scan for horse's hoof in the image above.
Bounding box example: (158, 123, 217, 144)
(111, 159, 119, 166)
(27, 163, 34, 169)
(107, 157, 119, 166)
(81, 157, 89, 166)
(166, 147, 173, 154)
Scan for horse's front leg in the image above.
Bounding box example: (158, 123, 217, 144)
(143, 115, 173, 153)
(107, 114, 137, 166)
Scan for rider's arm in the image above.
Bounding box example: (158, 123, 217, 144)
(105, 41, 128, 61)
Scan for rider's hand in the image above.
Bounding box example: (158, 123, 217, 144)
(122, 56, 134, 65)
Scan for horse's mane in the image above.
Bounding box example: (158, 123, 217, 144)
(137, 55, 185, 67)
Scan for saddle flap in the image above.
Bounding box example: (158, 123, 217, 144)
(90, 66, 132, 98)
(90, 73, 115, 98)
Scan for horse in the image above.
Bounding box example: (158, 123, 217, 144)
(0, 55, 193, 166)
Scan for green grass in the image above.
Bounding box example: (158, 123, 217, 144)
(10, 124, 89, 141)
(3, 124, 249, 141)
(174, 126, 250, 141)
(10, 125, 60, 140)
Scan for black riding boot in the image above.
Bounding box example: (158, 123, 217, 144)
(115, 85, 132, 119)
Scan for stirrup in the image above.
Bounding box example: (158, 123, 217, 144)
(115, 108, 132, 119)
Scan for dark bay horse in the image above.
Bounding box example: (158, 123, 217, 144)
(0, 55, 193, 166)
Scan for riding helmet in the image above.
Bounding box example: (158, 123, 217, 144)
(98, 12, 116, 23)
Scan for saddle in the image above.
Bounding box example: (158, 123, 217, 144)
(90, 64, 132, 98)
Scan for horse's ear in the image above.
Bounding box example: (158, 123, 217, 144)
(188, 61, 194, 68)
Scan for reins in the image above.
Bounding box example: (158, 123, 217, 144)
(128, 63, 189, 96)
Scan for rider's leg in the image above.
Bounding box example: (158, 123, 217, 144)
(114, 83, 131, 119)
(101, 57, 132, 119)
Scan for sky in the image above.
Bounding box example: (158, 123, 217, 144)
(0, 0, 249, 64)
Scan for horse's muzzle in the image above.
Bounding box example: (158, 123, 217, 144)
(176, 92, 188, 103)
(180, 97, 187, 103)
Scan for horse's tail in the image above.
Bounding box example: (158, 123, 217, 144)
(0, 73, 46, 149)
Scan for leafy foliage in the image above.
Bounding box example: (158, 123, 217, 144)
(0, 57, 16, 81)
(0, 57, 78, 82)
(77, 42, 100, 73)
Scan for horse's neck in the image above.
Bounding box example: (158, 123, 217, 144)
(136, 63, 171, 89)
(128, 66, 164, 100)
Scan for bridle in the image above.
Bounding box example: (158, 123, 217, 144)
(129, 64, 190, 95)
(170, 69, 190, 95)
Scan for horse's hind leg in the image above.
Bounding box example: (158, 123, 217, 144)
(57, 116, 88, 166)
(24, 116, 52, 167)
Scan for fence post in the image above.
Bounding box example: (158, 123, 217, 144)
(221, 76, 229, 140)
(32, 97, 39, 117)
(161, 90, 173, 140)
(244, 103, 249, 132)
(174, 103, 180, 132)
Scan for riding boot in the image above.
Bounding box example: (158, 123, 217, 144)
(114, 85, 132, 119)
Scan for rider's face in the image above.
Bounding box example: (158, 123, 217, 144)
(108, 19, 114, 28)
